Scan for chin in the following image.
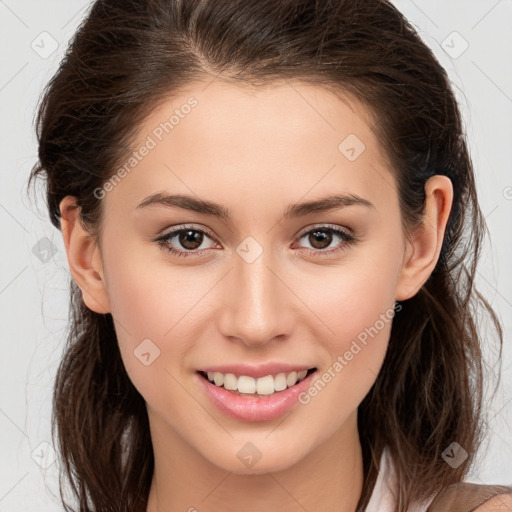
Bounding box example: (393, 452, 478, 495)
(205, 444, 306, 475)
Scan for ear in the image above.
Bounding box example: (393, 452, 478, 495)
(395, 175, 453, 301)
(59, 196, 111, 314)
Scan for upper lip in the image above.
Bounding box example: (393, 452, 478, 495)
(198, 362, 317, 379)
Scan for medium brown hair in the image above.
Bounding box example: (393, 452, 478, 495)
(28, 1, 504, 510)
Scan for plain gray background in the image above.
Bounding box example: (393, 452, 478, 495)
(0, 0, 511, 510)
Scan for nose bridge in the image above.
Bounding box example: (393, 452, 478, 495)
(219, 239, 291, 346)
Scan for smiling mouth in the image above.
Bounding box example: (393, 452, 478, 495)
(197, 368, 318, 397)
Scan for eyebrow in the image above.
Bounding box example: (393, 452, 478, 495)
(136, 192, 374, 219)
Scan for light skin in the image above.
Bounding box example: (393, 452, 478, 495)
(59, 79, 453, 512)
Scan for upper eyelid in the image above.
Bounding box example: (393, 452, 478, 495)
(297, 223, 353, 237)
(159, 223, 216, 239)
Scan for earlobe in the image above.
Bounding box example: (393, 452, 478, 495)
(395, 175, 453, 301)
(59, 196, 111, 314)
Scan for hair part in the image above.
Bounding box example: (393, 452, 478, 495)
(28, 0, 503, 510)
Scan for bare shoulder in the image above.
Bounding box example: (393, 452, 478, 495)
(473, 492, 512, 511)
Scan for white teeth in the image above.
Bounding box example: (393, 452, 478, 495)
(204, 369, 313, 395)
(238, 375, 256, 394)
(274, 373, 287, 391)
(286, 371, 298, 387)
(223, 373, 238, 391)
(213, 372, 224, 387)
(256, 375, 274, 395)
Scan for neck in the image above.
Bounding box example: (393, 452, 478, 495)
(146, 409, 364, 512)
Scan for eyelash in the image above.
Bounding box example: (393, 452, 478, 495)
(155, 223, 358, 258)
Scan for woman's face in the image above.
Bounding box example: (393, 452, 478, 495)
(93, 80, 412, 473)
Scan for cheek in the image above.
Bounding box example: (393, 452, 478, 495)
(102, 231, 205, 335)
(295, 248, 401, 408)
(102, 259, 201, 409)
(303, 255, 400, 348)
(101, 245, 218, 380)
(323, 280, 394, 379)
(295, 288, 396, 426)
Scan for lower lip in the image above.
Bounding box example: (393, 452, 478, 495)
(196, 370, 317, 422)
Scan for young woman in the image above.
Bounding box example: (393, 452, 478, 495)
(28, 0, 512, 511)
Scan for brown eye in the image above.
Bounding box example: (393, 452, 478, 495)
(307, 229, 333, 250)
(156, 225, 218, 257)
(297, 225, 357, 256)
(178, 230, 204, 250)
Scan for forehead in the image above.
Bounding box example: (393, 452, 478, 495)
(104, 79, 396, 217)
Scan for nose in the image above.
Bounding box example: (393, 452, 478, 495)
(217, 244, 295, 348)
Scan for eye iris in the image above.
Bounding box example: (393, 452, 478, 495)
(179, 230, 203, 250)
(309, 230, 332, 249)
